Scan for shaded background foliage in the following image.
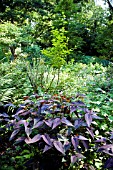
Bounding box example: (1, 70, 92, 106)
(0, 0, 113, 61)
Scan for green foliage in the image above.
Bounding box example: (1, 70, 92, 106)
(94, 20, 113, 60)
(0, 60, 32, 104)
(0, 22, 36, 61)
(0, 22, 20, 60)
(25, 57, 56, 93)
(42, 27, 71, 68)
(0, 0, 113, 61)
(75, 55, 110, 66)
(0, 59, 113, 108)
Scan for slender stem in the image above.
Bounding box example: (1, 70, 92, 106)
(46, 73, 56, 92)
(57, 68, 60, 85)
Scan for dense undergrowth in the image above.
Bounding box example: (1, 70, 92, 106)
(0, 58, 113, 169)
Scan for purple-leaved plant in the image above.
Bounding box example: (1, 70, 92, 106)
(1, 94, 110, 169)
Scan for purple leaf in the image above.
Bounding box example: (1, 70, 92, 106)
(15, 137, 26, 143)
(66, 128, 72, 136)
(72, 101, 85, 106)
(25, 127, 32, 138)
(74, 119, 83, 129)
(15, 109, 26, 115)
(9, 129, 20, 141)
(70, 106, 77, 113)
(64, 142, 71, 152)
(71, 155, 77, 164)
(20, 111, 31, 116)
(4, 118, 10, 121)
(25, 137, 32, 144)
(82, 107, 89, 113)
(95, 137, 107, 143)
(25, 134, 41, 144)
(38, 99, 46, 104)
(87, 127, 94, 139)
(31, 134, 42, 142)
(52, 118, 61, 129)
(76, 153, 86, 159)
(110, 133, 113, 140)
(44, 119, 53, 127)
(43, 145, 52, 153)
(103, 150, 113, 156)
(31, 111, 38, 116)
(92, 114, 103, 120)
(71, 153, 85, 164)
(13, 115, 20, 120)
(104, 158, 113, 169)
(0, 113, 9, 117)
(61, 117, 73, 127)
(98, 144, 113, 156)
(42, 134, 53, 146)
(85, 113, 92, 127)
(81, 140, 89, 149)
(98, 144, 113, 149)
(53, 141, 65, 155)
(71, 136, 79, 150)
(34, 118, 41, 126)
(41, 104, 51, 112)
(22, 120, 32, 137)
(24, 99, 33, 105)
(57, 134, 64, 140)
(33, 121, 43, 129)
(77, 135, 88, 141)
(17, 120, 29, 126)
(14, 120, 28, 129)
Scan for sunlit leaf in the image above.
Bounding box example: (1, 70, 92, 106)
(9, 129, 20, 141)
(52, 118, 61, 129)
(42, 134, 53, 146)
(77, 135, 88, 141)
(43, 145, 52, 153)
(44, 119, 53, 127)
(32, 121, 43, 129)
(61, 117, 73, 127)
(54, 141, 65, 155)
(25, 134, 41, 144)
(85, 113, 92, 127)
(71, 153, 85, 164)
(71, 136, 79, 150)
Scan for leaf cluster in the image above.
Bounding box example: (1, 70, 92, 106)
(0, 94, 108, 169)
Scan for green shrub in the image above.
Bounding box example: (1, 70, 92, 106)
(0, 60, 32, 104)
